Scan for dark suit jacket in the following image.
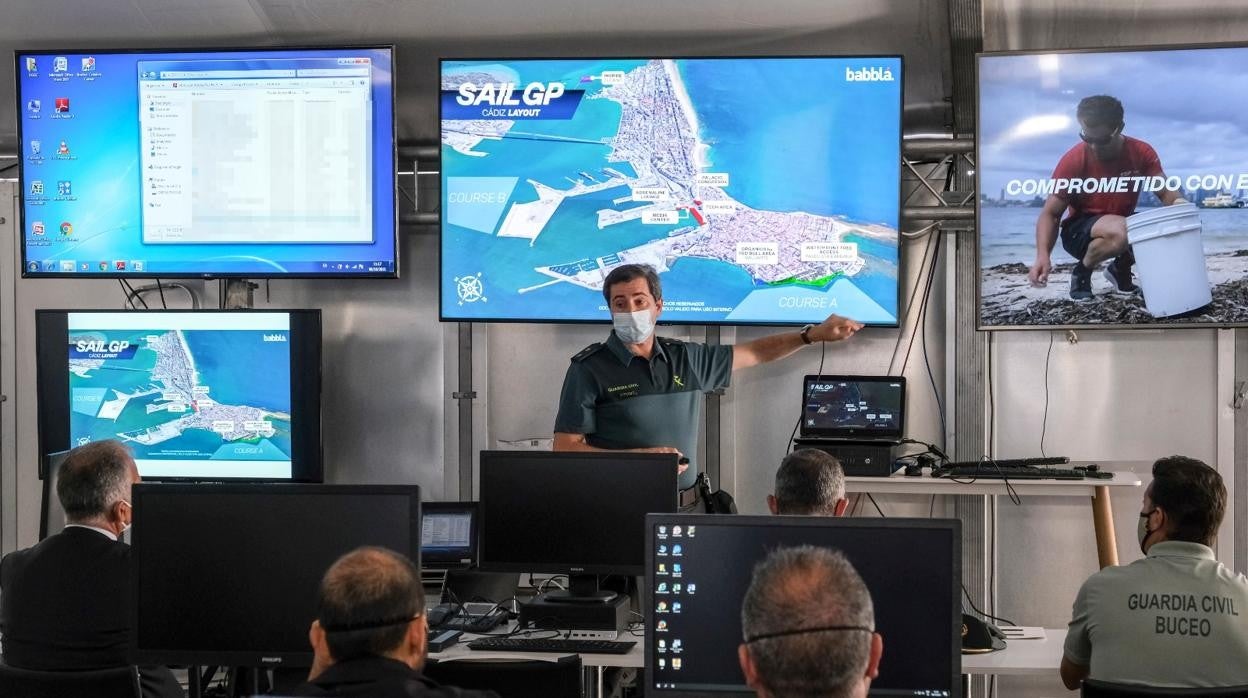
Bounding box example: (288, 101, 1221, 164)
(0, 526, 131, 670)
(288, 656, 499, 698)
(0, 526, 183, 698)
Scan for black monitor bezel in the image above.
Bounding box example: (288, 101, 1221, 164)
(437, 54, 904, 328)
(35, 308, 324, 483)
(421, 501, 480, 569)
(130, 482, 422, 668)
(799, 374, 907, 440)
(477, 450, 679, 576)
(974, 40, 1248, 330)
(643, 514, 962, 697)
(14, 44, 399, 280)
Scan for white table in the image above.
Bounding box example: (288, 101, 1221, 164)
(961, 629, 1067, 676)
(846, 464, 1143, 567)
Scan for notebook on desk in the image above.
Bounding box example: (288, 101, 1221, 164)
(792, 375, 906, 447)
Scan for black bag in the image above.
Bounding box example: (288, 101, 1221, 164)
(695, 472, 737, 514)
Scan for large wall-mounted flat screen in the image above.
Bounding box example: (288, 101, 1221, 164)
(979, 44, 1248, 328)
(36, 310, 322, 481)
(440, 57, 902, 326)
(16, 46, 396, 278)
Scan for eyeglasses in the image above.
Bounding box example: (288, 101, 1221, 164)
(1079, 126, 1122, 147)
(744, 624, 874, 643)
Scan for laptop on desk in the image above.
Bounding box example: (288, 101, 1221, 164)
(792, 375, 906, 476)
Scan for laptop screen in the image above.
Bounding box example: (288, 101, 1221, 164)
(800, 375, 905, 441)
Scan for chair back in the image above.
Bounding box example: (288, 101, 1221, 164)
(1082, 678, 1248, 697)
(425, 654, 582, 698)
(0, 663, 142, 698)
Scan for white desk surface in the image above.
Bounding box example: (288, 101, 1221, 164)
(431, 625, 1066, 675)
(961, 629, 1067, 676)
(846, 462, 1143, 496)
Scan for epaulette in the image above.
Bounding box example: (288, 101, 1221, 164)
(571, 343, 605, 362)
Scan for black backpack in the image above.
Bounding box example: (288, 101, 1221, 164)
(695, 472, 737, 514)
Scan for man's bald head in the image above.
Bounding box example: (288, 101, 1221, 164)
(56, 439, 137, 523)
(316, 547, 424, 661)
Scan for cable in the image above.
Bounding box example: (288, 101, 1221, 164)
(118, 280, 135, 309)
(961, 584, 1016, 626)
(918, 237, 946, 447)
(1041, 331, 1055, 458)
(865, 493, 886, 518)
(987, 335, 995, 458)
(900, 234, 940, 377)
(156, 279, 167, 309)
(887, 228, 939, 375)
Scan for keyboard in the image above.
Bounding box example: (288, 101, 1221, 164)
(935, 463, 1112, 481)
(943, 456, 1069, 468)
(467, 637, 636, 654)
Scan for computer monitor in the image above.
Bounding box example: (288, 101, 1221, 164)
(478, 450, 678, 600)
(422, 501, 478, 569)
(644, 514, 960, 697)
(16, 46, 397, 278)
(800, 375, 906, 441)
(35, 309, 322, 482)
(39, 450, 71, 540)
(131, 483, 421, 667)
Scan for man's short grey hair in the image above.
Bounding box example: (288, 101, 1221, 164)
(774, 449, 846, 515)
(56, 440, 135, 522)
(741, 545, 874, 698)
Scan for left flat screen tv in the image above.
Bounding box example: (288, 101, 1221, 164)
(36, 309, 323, 482)
(15, 46, 397, 278)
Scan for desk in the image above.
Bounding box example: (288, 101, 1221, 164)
(845, 466, 1143, 567)
(961, 629, 1067, 676)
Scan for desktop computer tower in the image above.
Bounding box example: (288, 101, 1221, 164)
(518, 594, 631, 639)
(798, 442, 896, 477)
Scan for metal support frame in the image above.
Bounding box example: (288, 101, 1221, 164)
(704, 326, 722, 487)
(455, 322, 475, 500)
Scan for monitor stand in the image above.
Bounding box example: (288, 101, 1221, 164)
(539, 574, 618, 604)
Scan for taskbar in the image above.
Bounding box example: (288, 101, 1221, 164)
(23, 259, 396, 276)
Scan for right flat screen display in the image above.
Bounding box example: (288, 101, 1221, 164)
(440, 57, 902, 326)
(978, 45, 1248, 329)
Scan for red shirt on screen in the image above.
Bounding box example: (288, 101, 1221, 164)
(1050, 135, 1165, 219)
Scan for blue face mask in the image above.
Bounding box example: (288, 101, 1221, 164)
(612, 308, 655, 344)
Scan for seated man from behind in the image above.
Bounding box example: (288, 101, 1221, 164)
(0, 440, 182, 698)
(292, 547, 498, 698)
(738, 545, 883, 698)
(1061, 455, 1248, 689)
(768, 448, 849, 516)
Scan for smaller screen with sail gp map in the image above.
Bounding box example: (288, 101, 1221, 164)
(36, 310, 323, 481)
(440, 57, 902, 326)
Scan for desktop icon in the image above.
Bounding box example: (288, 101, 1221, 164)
(672, 658, 682, 670)
(656, 620, 668, 631)
(98, 261, 108, 271)
(54, 97, 69, 113)
(59, 222, 73, 236)
(673, 602, 682, 613)
(658, 658, 666, 669)
(24, 57, 36, 72)
(657, 563, 667, 575)
(658, 526, 667, 536)
(673, 563, 682, 575)
(673, 584, 681, 594)
(657, 583, 668, 593)
(57, 180, 72, 196)
(31, 221, 45, 236)
(30, 140, 41, 156)
(114, 261, 126, 271)
(687, 583, 697, 594)
(79, 262, 90, 272)
(131, 260, 145, 272)
(672, 544, 682, 556)
(657, 639, 666, 652)
(686, 526, 696, 537)
(58, 141, 69, 155)
(672, 639, 683, 652)
(658, 544, 667, 555)
(30, 180, 43, 195)
(26, 261, 39, 273)
(43, 261, 58, 272)
(657, 601, 668, 613)
(27, 99, 40, 114)
(60, 260, 76, 272)
(672, 526, 682, 537)
(53, 56, 68, 72)
(81, 56, 96, 72)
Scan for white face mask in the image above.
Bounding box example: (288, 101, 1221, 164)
(118, 500, 132, 536)
(612, 308, 656, 344)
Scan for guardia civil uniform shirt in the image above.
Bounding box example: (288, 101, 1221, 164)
(554, 332, 733, 490)
(1064, 540, 1248, 687)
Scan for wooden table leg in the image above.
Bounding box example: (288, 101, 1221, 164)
(1092, 484, 1118, 568)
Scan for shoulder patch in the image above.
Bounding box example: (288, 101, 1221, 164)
(571, 343, 605, 362)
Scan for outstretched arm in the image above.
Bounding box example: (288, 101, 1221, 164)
(732, 314, 863, 370)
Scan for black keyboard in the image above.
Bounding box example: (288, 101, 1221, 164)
(944, 457, 1069, 468)
(467, 637, 636, 654)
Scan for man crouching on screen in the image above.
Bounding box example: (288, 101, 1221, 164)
(1028, 95, 1187, 301)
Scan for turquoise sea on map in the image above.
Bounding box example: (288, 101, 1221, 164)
(183, 331, 289, 412)
(442, 57, 900, 324)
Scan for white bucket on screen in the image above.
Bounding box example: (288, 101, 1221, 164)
(1126, 203, 1212, 317)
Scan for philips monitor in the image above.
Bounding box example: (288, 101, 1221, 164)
(422, 501, 478, 569)
(478, 450, 678, 598)
(440, 56, 902, 326)
(35, 309, 322, 481)
(131, 483, 421, 667)
(978, 43, 1248, 328)
(799, 374, 906, 441)
(39, 450, 71, 540)
(15, 46, 396, 278)
(645, 515, 960, 697)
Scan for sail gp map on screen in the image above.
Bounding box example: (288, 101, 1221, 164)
(68, 313, 293, 478)
(440, 57, 902, 325)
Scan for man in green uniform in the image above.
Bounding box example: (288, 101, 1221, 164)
(553, 264, 862, 500)
(1061, 456, 1248, 690)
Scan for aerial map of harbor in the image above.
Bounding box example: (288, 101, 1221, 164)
(69, 327, 293, 467)
(440, 57, 902, 324)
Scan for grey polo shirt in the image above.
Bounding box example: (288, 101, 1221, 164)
(554, 332, 733, 490)
(1064, 540, 1248, 688)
